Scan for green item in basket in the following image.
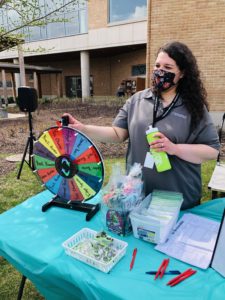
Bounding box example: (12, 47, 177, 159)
(73, 231, 117, 263)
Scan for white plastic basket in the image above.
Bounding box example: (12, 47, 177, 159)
(62, 228, 128, 273)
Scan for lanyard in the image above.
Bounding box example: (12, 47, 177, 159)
(153, 93, 180, 127)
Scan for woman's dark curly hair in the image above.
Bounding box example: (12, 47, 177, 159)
(156, 41, 209, 129)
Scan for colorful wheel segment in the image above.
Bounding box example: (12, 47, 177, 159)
(33, 126, 104, 202)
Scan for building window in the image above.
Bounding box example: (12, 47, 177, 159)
(29, 0, 88, 41)
(0, 0, 88, 43)
(0, 80, 12, 87)
(108, 0, 147, 23)
(28, 74, 34, 82)
(6, 80, 12, 87)
(131, 64, 146, 76)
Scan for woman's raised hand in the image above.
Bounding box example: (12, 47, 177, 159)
(62, 113, 85, 132)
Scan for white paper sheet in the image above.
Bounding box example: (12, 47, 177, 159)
(155, 213, 220, 269)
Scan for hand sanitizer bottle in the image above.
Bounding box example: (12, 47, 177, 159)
(146, 126, 172, 172)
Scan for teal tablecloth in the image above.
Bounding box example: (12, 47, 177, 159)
(0, 190, 225, 300)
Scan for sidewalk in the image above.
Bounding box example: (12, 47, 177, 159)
(7, 113, 26, 119)
(0, 112, 26, 123)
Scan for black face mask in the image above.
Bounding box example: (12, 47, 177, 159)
(152, 69, 176, 92)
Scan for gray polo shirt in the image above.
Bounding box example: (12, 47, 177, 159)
(113, 88, 220, 209)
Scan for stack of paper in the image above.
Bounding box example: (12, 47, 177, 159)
(130, 190, 183, 244)
(155, 213, 220, 269)
(147, 190, 183, 243)
(147, 190, 183, 215)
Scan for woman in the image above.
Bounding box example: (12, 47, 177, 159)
(65, 41, 220, 209)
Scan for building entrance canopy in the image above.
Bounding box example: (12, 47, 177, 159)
(0, 62, 62, 102)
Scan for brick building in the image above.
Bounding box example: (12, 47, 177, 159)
(0, 0, 224, 112)
(0, 0, 147, 100)
(146, 0, 225, 112)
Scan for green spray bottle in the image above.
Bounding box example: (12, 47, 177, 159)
(146, 126, 172, 172)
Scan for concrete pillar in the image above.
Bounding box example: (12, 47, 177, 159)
(1, 69, 8, 106)
(13, 58, 21, 95)
(56, 73, 63, 98)
(10, 72, 16, 101)
(17, 44, 26, 86)
(37, 73, 42, 98)
(33, 71, 39, 95)
(80, 50, 90, 101)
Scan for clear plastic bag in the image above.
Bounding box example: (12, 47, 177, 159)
(101, 163, 144, 236)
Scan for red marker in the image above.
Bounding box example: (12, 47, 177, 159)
(167, 268, 197, 287)
(130, 248, 137, 271)
(154, 258, 170, 279)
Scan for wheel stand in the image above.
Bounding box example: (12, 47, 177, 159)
(42, 195, 100, 221)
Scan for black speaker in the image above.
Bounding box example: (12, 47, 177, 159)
(18, 86, 38, 112)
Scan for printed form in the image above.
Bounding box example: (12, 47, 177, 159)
(155, 213, 220, 269)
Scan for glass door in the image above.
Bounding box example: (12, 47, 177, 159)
(65, 76, 93, 98)
(65, 76, 82, 98)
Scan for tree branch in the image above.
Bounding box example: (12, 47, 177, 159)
(0, 0, 81, 38)
(0, 0, 11, 8)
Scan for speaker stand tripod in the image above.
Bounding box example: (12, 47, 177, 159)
(17, 111, 36, 179)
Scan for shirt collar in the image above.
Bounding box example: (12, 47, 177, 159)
(144, 89, 154, 99)
(144, 89, 184, 106)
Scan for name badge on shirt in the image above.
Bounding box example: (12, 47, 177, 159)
(144, 152, 155, 169)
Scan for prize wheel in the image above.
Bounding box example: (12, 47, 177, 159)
(33, 126, 104, 205)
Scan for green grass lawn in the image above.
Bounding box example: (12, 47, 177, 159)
(0, 158, 222, 299)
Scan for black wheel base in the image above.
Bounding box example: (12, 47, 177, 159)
(42, 196, 100, 221)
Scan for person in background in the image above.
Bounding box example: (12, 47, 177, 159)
(64, 41, 220, 209)
(116, 82, 126, 97)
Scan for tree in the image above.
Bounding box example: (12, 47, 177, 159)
(0, 0, 85, 51)
(0, 0, 86, 108)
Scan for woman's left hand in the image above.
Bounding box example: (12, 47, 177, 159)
(149, 132, 176, 155)
(149, 132, 219, 163)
